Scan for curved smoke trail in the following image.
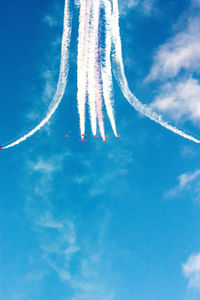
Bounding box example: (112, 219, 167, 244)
(110, 0, 200, 144)
(3, 0, 71, 149)
(3, 0, 200, 148)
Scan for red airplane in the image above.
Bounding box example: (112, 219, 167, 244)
(65, 135, 69, 139)
(103, 139, 109, 143)
(80, 134, 87, 141)
(105, 136, 109, 139)
(0, 146, 2, 150)
(93, 135, 99, 137)
(117, 136, 120, 139)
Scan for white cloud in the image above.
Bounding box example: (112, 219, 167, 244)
(26, 269, 49, 282)
(27, 153, 69, 195)
(70, 254, 115, 300)
(192, 0, 200, 7)
(43, 15, 59, 27)
(33, 211, 114, 300)
(165, 169, 200, 198)
(23, 140, 134, 299)
(147, 18, 200, 81)
(119, 0, 139, 15)
(178, 170, 200, 189)
(42, 3, 62, 27)
(37, 211, 63, 229)
(148, 6, 200, 127)
(142, 0, 156, 14)
(73, 148, 134, 197)
(29, 152, 70, 175)
(151, 78, 200, 123)
(183, 253, 200, 290)
(119, 0, 155, 16)
(35, 211, 79, 282)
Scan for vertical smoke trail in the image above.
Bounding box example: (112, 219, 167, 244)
(109, 0, 200, 144)
(101, 0, 118, 137)
(88, 0, 105, 139)
(77, 0, 87, 137)
(86, 0, 97, 136)
(3, 0, 72, 149)
(95, 1, 105, 140)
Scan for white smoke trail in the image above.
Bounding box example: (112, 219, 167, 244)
(94, 1, 105, 140)
(86, 0, 97, 136)
(77, 0, 87, 137)
(101, 0, 118, 137)
(109, 0, 200, 144)
(87, 0, 105, 139)
(3, 0, 72, 149)
(95, 2, 106, 140)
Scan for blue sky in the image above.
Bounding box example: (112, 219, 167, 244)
(1, 0, 200, 299)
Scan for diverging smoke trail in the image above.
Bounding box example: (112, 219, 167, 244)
(3, 0, 71, 149)
(109, 0, 200, 144)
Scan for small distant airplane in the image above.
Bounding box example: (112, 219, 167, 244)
(0, 146, 2, 150)
(105, 136, 109, 139)
(103, 139, 109, 143)
(93, 135, 99, 137)
(80, 134, 87, 141)
(117, 136, 120, 139)
(65, 135, 69, 139)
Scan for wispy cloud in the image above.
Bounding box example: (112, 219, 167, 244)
(42, 2, 63, 27)
(23, 143, 124, 299)
(192, 0, 200, 7)
(146, 2, 200, 126)
(119, 0, 156, 16)
(27, 151, 71, 195)
(147, 18, 200, 81)
(151, 78, 200, 123)
(43, 15, 59, 27)
(73, 146, 134, 197)
(165, 169, 200, 199)
(119, 0, 139, 15)
(142, 0, 156, 14)
(178, 170, 200, 189)
(29, 207, 114, 299)
(34, 211, 79, 282)
(30, 153, 69, 174)
(68, 250, 114, 300)
(183, 253, 200, 290)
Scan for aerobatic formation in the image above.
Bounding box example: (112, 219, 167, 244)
(1, 0, 200, 150)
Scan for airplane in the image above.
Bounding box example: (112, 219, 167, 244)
(80, 134, 87, 141)
(103, 139, 109, 143)
(0, 146, 2, 150)
(117, 136, 120, 139)
(105, 136, 109, 139)
(65, 135, 69, 139)
(93, 135, 99, 137)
